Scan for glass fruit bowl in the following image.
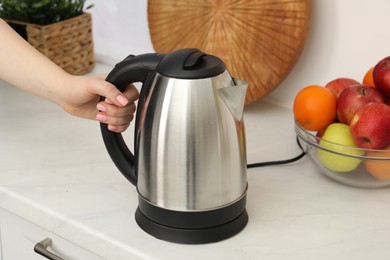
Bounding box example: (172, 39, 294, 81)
(295, 120, 390, 188)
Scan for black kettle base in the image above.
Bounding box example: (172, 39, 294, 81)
(135, 208, 248, 244)
(134, 195, 248, 244)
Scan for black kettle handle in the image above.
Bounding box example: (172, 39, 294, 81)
(100, 53, 163, 185)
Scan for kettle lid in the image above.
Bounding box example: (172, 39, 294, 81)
(156, 48, 226, 79)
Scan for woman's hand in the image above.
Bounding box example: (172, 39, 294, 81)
(61, 74, 139, 133)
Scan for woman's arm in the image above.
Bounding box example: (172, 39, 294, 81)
(0, 18, 138, 132)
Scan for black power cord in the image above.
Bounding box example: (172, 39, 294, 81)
(247, 136, 306, 169)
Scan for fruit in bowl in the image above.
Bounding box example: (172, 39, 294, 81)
(337, 84, 385, 125)
(293, 55, 390, 188)
(373, 56, 390, 99)
(350, 103, 390, 149)
(293, 85, 336, 131)
(365, 145, 390, 180)
(325, 77, 360, 98)
(317, 123, 364, 172)
(295, 121, 390, 189)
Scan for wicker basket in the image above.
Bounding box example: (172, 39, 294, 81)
(7, 12, 95, 75)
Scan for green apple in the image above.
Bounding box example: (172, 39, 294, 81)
(317, 123, 364, 172)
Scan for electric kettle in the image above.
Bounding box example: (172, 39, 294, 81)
(100, 48, 248, 244)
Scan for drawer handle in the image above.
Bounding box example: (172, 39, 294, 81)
(34, 238, 65, 260)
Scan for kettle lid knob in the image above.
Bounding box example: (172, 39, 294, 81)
(183, 50, 206, 68)
(157, 48, 226, 79)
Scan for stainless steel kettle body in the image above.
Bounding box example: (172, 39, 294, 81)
(100, 49, 248, 244)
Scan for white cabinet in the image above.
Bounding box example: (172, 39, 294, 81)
(0, 208, 104, 260)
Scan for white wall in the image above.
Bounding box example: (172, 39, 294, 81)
(89, 1, 153, 63)
(89, 0, 390, 108)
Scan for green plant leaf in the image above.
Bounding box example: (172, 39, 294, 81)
(0, 0, 94, 25)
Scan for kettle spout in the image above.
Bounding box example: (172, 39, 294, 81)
(218, 78, 248, 121)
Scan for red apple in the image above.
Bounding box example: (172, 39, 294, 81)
(337, 84, 385, 124)
(350, 103, 390, 149)
(373, 56, 390, 99)
(325, 77, 360, 98)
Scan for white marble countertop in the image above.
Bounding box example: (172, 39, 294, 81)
(1, 64, 390, 260)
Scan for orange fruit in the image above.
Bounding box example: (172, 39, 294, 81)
(363, 66, 375, 87)
(364, 145, 390, 180)
(293, 85, 337, 131)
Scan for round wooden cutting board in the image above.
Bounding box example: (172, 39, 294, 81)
(147, 0, 311, 105)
